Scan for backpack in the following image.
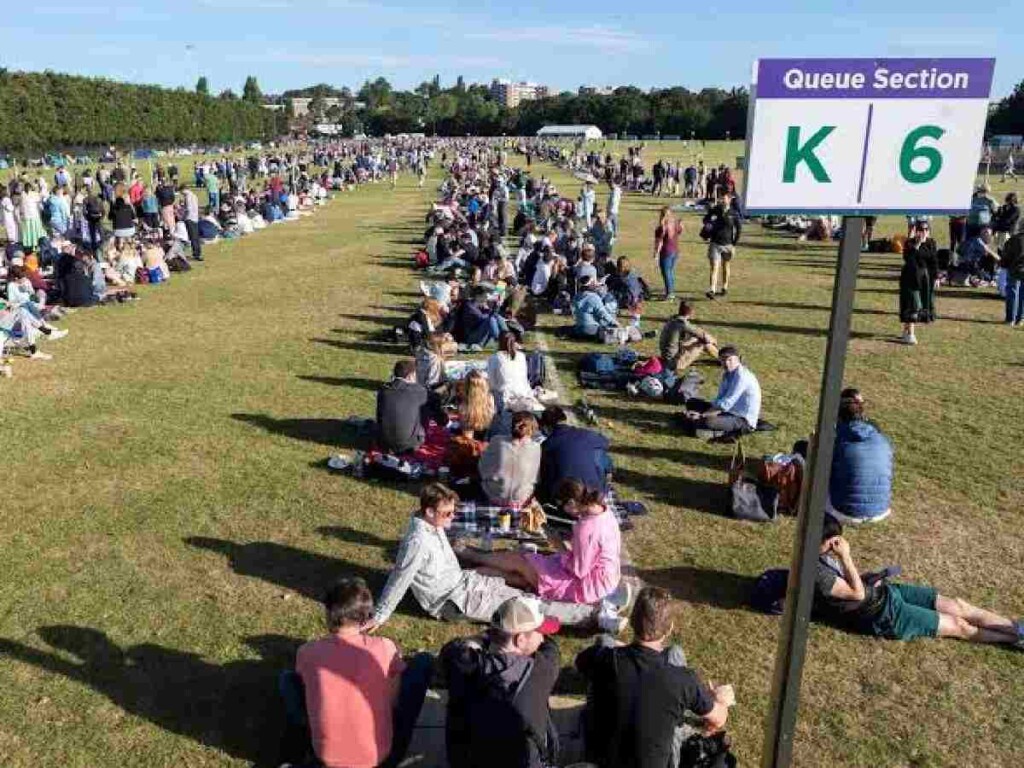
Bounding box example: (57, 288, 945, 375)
(968, 197, 992, 227)
(756, 455, 804, 514)
(679, 731, 738, 768)
(414, 250, 430, 268)
(750, 568, 789, 615)
(579, 352, 616, 375)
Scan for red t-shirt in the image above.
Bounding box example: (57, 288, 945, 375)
(296, 633, 406, 768)
(654, 221, 683, 256)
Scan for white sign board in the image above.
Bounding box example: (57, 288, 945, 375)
(743, 58, 996, 214)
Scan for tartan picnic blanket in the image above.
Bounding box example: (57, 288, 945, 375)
(450, 488, 644, 537)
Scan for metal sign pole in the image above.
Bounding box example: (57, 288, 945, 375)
(761, 215, 864, 768)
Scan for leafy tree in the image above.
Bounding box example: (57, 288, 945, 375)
(242, 76, 262, 104)
(196, 76, 209, 95)
(989, 80, 1024, 135)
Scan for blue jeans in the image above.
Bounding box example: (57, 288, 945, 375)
(1006, 277, 1024, 324)
(208, 190, 220, 211)
(464, 314, 506, 347)
(279, 652, 433, 768)
(659, 251, 678, 296)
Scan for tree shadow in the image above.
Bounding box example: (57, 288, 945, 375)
(296, 375, 381, 392)
(590, 402, 682, 432)
(0, 627, 301, 766)
(856, 288, 899, 296)
(639, 565, 758, 611)
(613, 467, 729, 516)
(940, 289, 1004, 302)
(232, 413, 372, 450)
(185, 537, 418, 616)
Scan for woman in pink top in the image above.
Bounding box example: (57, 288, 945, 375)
(464, 484, 622, 605)
(652, 205, 684, 301)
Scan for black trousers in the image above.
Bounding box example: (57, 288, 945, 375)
(686, 397, 750, 433)
(184, 220, 202, 260)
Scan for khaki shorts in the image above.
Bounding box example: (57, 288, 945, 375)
(708, 243, 735, 264)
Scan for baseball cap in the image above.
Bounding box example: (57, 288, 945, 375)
(491, 595, 560, 635)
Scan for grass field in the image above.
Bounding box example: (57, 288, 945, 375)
(0, 141, 1022, 768)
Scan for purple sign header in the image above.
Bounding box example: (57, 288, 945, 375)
(756, 58, 995, 99)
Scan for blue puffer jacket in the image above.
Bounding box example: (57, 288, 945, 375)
(573, 290, 617, 337)
(829, 420, 893, 519)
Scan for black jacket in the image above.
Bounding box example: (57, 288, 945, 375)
(109, 198, 136, 229)
(441, 635, 560, 768)
(703, 204, 742, 246)
(375, 378, 428, 453)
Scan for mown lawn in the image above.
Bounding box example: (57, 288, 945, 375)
(0, 142, 1021, 768)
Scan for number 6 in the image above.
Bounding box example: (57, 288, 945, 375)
(899, 125, 945, 184)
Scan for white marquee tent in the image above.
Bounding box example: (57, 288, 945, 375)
(535, 124, 603, 140)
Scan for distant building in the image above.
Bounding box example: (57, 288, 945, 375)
(490, 79, 549, 108)
(290, 97, 343, 117)
(262, 103, 286, 112)
(536, 124, 603, 140)
(578, 86, 615, 96)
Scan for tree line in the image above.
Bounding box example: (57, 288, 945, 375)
(0, 70, 280, 154)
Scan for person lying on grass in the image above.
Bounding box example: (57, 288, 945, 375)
(814, 516, 1023, 647)
(367, 483, 621, 633)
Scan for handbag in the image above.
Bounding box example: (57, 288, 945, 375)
(728, 442, 775, 523)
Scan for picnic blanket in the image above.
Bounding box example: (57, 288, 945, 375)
(444, 359, 488, 381)
(450, 488, 647, 538)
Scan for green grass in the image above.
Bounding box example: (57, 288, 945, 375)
(0, 142, 1022, 767)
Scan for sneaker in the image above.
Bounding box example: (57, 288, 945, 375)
(718, 288, 729, 297)
(597, 610, 628, 635)
(47, 328, 69, 341)
(29, 350, 53, 361)
(903, 333, 918, 345)
(604, 579, 634, 612)
(705, 290, 717, 301)
(625, 382, 639, 397)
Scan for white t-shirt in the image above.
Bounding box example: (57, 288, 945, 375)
(531, 261, 552, 296)
(486, 350, 533, 401)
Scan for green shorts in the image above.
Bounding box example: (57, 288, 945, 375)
(872, 583, 940, 641)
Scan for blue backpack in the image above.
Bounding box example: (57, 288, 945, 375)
(578, 352, 616, 375)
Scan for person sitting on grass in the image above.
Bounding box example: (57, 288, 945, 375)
(814, 516, 1023, 647)
(537, 405, 613, 501)
(376, 360, 430, 455)
(658, 300, 719, 375)
(452, 285, 507, 349)
(572, 276, 619, 339)
(456, 368, 496, 438)
(682, 346, 761, 435)
(460, 483, 625, 624)
(280, 577, 432, 768)
(441, 595, 562, 768)
(478, 411, 542, 508)
(828, 388, 893, 525)
(486, 331, 539, 415)
(576, 586, 735, 768)
(605, 256, 647, 323)
(368, 483, 610, 631)
(955, 226, 1000, 283)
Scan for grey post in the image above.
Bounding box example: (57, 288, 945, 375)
(761, 216, 865, 768)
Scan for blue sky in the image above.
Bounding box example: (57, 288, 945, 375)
(1, 0, 1018, 98)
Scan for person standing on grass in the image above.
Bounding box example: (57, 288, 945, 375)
(703, 192, 741, 300)
(205, 170, 220, 213)
(606, 177, 622, 238)
(180, 184, 203, 262)
(280, 577, 433, 768)
(652, 206, 684, 301)
(898, 220, 937, 345)
(814, 517, 1024, 647)
(1002, 229, 1024, 326)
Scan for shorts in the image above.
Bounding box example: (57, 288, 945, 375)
(872, 583, 940, 641)
(708, 243, 734, 264)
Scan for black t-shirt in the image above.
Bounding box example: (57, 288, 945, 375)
(813, 555, 886, 627)
(576, 643, 714, 768)
(375, 379, 428, 454)
(155, 184, 176, 207)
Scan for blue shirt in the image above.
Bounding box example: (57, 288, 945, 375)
(713, 364, 761, 428)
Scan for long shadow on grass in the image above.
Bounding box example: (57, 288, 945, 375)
(639, 565, 757, 611)
(187, 536, 395, 601)
(296, 375, 381, 392)
(318, 525, 396, 550)
(336, 313, 404, 328)
(232, 413, 372, 449)
(611, 444, 730, 472)
(312, 337, 398, 355)
(613, 467, 728, 516)
(701, 319, 877, 340)
(0, 627, 298, 766)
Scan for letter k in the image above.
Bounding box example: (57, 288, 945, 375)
(783, 126, 835, 183)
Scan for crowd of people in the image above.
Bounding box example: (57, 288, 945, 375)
(277, 137, 1023, 768)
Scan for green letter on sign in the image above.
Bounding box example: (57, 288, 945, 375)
(899, 125, 945, 184)
(783, 126, 835, 183)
